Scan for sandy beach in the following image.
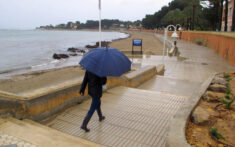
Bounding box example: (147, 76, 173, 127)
(0, 31, 163, 94)
(110, 31, 163, 55)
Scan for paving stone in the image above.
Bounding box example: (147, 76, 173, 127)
(44, 87, 186, 147)
(0, 132, 37, 147)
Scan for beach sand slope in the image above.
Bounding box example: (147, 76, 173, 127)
(0, 31, 163, 95)
(110, 31, 163, 55)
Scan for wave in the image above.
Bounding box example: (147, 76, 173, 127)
(0, 66, 32, 74)
(0, 60, 60, 74)
(31, 60, 59, 68)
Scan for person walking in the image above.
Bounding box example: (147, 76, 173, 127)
(80, 70, 107, 132)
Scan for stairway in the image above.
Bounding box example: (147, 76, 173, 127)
(0, 118, 98, 147)
(43, 86, 187, 147)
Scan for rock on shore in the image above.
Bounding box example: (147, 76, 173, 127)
(67, 47, 85, 53)
(191, 106, 210, 125)
(209, 84, 227, 93)
(202, 91, 225, 102)
(86, 41, 111, 49)
(53, 53, 69, 59)
(53, 47, 86, 60)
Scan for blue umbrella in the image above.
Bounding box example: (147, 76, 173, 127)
(79, 47, 131, 77)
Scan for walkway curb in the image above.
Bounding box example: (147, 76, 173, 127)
(165, 73, 216, 147)
(0, 65, 160, 121)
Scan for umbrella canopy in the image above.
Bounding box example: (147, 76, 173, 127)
(79, 47, 131, 77)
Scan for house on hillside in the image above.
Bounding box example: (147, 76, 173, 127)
(67, 22, 78, 29)
(221, 0, 234, 32)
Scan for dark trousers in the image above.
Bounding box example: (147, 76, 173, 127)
(87, 97, 101, 116)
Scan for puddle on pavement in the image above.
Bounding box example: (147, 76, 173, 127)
(177, 56, 187, 61)
(201, 62, 209, 65)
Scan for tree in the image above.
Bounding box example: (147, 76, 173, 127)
(200, 0, 225, 30)
(66, 21, 73, 29)
(161, 9, 185, 26)
(141, 0, 227, 31)
(220, 0, 224, 30)
(232, 0, 235, 31)
(224, 0, 228, 31)
(142, 15, 155, 29)
(141, 0, 202, 30)
(55, 24, 66, 29)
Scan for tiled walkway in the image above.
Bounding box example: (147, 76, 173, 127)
(0, 118, 98, 147)
(45, 87, 187, 147)
(0, 131, 36, 147)
(138, 76, 201, 97)
(43, 37, 235, 147)
(132, 39, 235, 82)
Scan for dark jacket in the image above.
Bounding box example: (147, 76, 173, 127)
(80, 71, 107, 98)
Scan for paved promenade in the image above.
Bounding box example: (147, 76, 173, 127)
(43, 39, 235, 146)
(133, 39, 235, 82)
(45, 87, 186, 147)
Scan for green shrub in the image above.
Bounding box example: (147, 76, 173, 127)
(226, 88, 231, 94)
(225, 94, 231, 100)
(224, 74, 231, 79)
(226, 78, 232, 82)
(222, 98, 234, 108)
(209, 127, 226, 141)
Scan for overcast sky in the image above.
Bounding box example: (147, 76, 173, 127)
(0, 0, 172, 29)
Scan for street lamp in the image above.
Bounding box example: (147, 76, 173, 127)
(171, 30, 179, 46)
(176, 24, 182, 31)
(163, 25, 178, 57)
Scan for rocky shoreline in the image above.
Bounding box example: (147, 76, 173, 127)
(52, 41, 111, 60)
(52, 32, 130, 60)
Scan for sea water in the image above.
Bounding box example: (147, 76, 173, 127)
(0, 30, 128, 76)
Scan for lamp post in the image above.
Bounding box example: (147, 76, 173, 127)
(163, 25, 178, 57)
(171, 30, 179, 47)
(176, 24, 181, 31)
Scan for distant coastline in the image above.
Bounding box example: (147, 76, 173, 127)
(36, 28, 127, 32)
(36, 19, 142, 31)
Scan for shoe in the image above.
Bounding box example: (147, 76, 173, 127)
(97, 108, 105, 122)
(99, 116, 105, 122)
(81, 114, 92, 132)
(81, 125, 90, 132)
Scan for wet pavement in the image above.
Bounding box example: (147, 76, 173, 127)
(138, 76, 201, 97)
(42, 38, 235, 146)
(44, 87, 187, 147)
(0, 131, 36, 147)
(131, 40, 234, 82)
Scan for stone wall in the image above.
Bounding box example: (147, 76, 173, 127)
(0, 65, 162, 121)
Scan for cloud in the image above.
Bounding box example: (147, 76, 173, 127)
(0, 0, 172, 29)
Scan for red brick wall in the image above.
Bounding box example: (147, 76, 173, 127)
(129, 29, 235, 66)
(181, 32, 235, 66)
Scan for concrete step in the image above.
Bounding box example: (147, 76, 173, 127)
(107, 86, 187, 101)
(44, 86, 188, 147)
(17, 76, 84, 99)
(0, 118, 99, 147)
(137, 76, 202, 97)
